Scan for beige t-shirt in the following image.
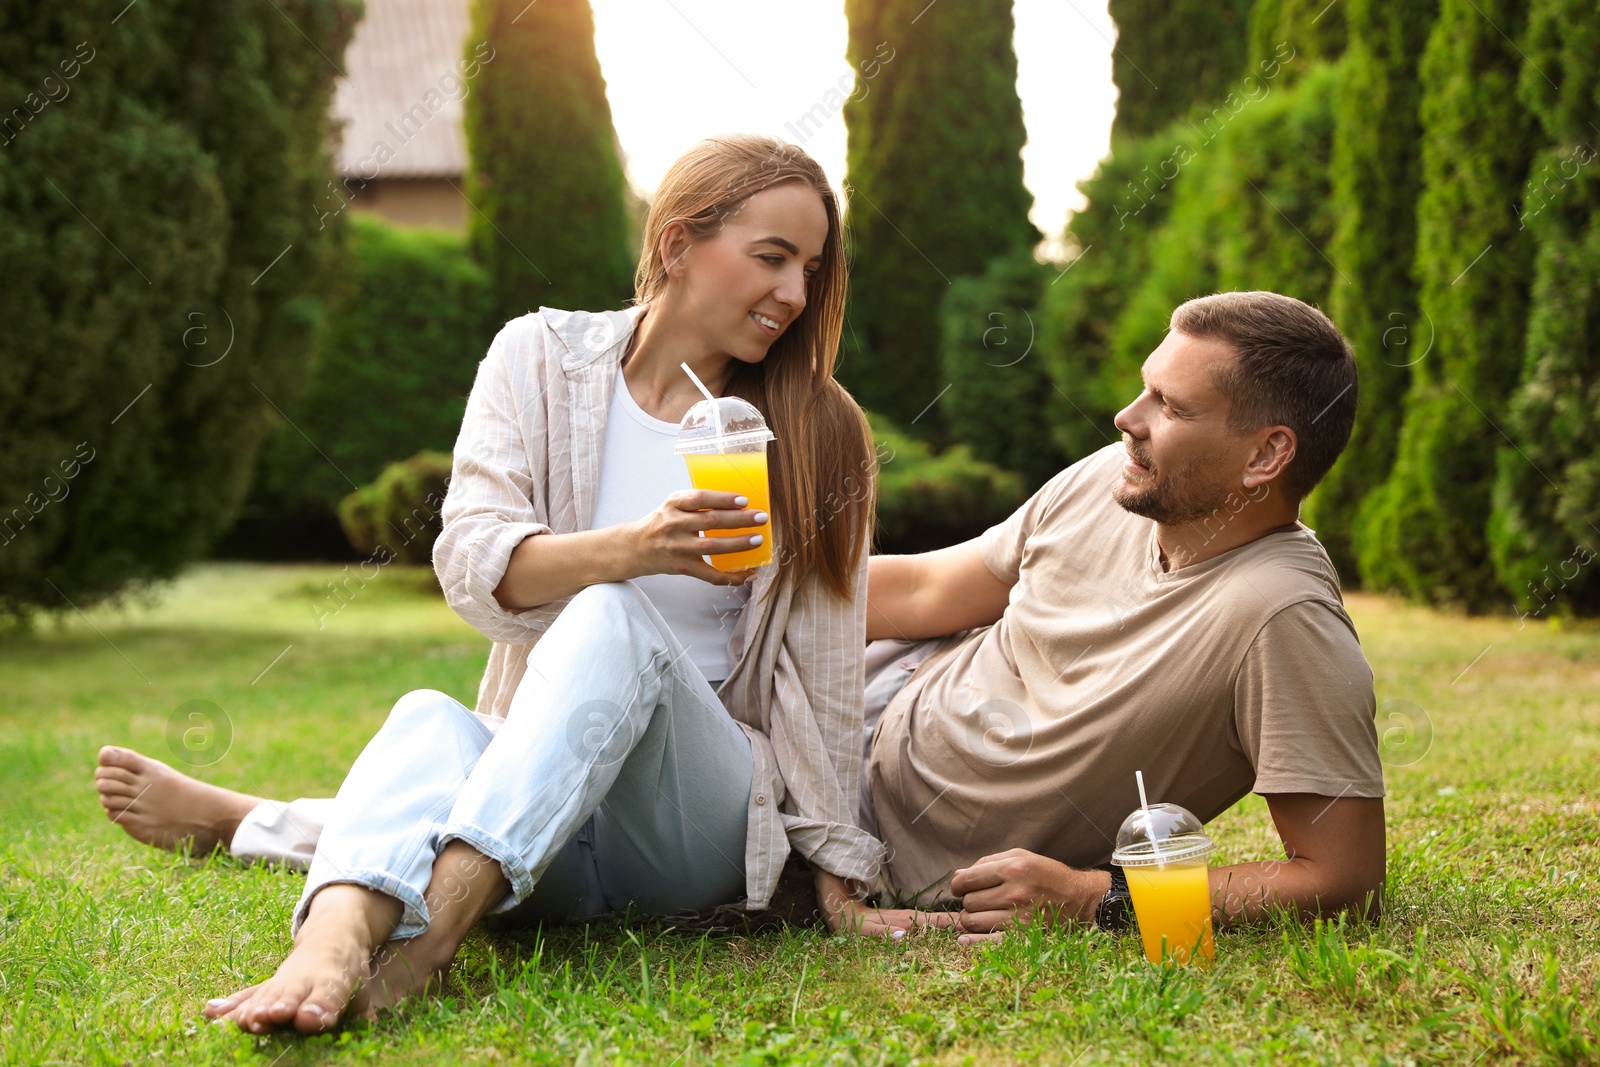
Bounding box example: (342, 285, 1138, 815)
(867, 444, 1384, 903)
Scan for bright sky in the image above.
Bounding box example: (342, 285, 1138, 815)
(589, 0, 1118, 258)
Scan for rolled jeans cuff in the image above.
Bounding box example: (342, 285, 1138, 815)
(440, 824, 536, 915)
(293, 869, 433, 941)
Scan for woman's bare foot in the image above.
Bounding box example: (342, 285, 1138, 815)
(349, 933, 454, 1019)
(94, 746, 261, 854)
(349, 840, 512, 1018)
(206, 884, 401, 1034)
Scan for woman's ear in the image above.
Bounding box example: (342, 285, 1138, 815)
(658, 221, 693, 280)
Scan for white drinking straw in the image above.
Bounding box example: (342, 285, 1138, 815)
(680, 361, 724, 452)
(1136, 770, 1164, 860)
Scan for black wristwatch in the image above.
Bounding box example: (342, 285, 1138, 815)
(1094, 867, 1133, 932)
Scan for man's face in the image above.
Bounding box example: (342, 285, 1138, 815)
(1111, 330, 1257, 524)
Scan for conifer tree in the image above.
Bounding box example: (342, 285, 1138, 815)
(1356, 0, 1539, 609)
(1303, 0, 1439, 579)
(1105, 0, 1255, 140)
(463, 0, 634, 321)
(1487, 0, 1600, 616)
(1246, 0, 1346, 80)
(841, 0, 1038, 440)
(0, 0, 359, 616)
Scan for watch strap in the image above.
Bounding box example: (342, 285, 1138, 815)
(1095, 866, 1133, 932)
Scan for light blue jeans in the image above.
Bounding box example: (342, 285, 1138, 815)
(297, 581, 754, 938)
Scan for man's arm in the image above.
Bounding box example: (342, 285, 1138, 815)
(1211, 793, 1385, 926)
(866, 538, 1016, 641)
(945, 793, 1386, 936)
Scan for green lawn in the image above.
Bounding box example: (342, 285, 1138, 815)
(1, 563, 1596, 1065)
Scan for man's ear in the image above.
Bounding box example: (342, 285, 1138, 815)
(1243, 426, 1296, 489)
(659, 221, 692, 280)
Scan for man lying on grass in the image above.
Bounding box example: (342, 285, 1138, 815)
(859, 291, 1384, 942)
(96, 290, 1384, 1015)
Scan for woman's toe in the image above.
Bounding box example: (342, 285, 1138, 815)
(203, 987, 254, 1019)
(294, 998, 341, 1032)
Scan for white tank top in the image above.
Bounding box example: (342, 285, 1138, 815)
(588, 371, 750, 684)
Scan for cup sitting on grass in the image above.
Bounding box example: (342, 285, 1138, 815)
(1111, 800, 1217, 965)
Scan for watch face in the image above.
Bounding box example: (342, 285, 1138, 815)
(1098, 893, 1133, 932)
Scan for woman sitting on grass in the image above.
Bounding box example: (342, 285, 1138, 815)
(160, 135, 903, 1032)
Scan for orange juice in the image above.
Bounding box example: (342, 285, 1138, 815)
(683, 451, 773, 571)
(1126, 862, 1214, 964)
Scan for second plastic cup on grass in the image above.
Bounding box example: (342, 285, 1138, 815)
(673, 393, 775, 572)
(1111, 799, 1217, 965)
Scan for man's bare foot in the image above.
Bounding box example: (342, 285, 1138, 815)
(205, 884, 401, 1033)
(94, 746, 261, 854)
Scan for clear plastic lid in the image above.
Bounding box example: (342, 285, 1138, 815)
(673, 397, 775, 454)
(1110, 802, 1216, 867)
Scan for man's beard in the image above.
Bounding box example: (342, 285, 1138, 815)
(1112, 443, 1232, 525)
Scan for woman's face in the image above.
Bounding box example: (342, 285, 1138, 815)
(668, 182, 829, 364)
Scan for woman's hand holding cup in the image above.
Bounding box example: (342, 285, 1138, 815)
(627, 489, 767, 585)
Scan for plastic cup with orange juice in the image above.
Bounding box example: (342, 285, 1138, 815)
(672, 376, 775, 572)
(1111, 786, 1217, 965)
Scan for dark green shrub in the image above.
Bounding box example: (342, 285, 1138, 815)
(870, 414, 1027, 555)
(0, 0, 360, 617)
(938, 249, 1063, 491)
(1115, 62, 1341, 373)
(1487, 0, 1600, 616)
(338, 451, 453, 567)
(1038, 62, 1339, 477)
(1356, 0, 1539, 610)
(1303, 0, 1440, 580)
(1247, 0, 1345, 79)
(219, 214, 496, 558)
(1105, 0, 1256, 141)
(1034, 135, 1190, 466)
(463, 0, 634, 321)
(841, 0, 1038, 441)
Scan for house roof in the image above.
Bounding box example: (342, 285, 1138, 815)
(332, 0, 472, 179)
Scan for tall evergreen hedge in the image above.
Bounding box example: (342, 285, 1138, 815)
(937, 249, 1062, 490)
(841, 0, 1038, 441)
(1035, 1, 1321, 467)
(1104, 0, 1256, 141)
(1487, 0, 1600, 616)
(1247, 0, 1345, 79)
(1302, 0, 1439, 579)
(463, 0, 634, 321)
(1356, 0, 1539, 610)
(0, 0, 359, 617)
(220, 215, 497, 558)
(1032, 138, 1176, 465)
(1117, 63, 1340, 366)
(1036, 63, 1339, 466)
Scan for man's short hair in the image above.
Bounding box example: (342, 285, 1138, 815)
(1171, 291, 1357, 499)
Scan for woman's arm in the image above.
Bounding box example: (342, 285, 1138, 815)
(492, 488, 766, 611)
(435, 323, 769, 634)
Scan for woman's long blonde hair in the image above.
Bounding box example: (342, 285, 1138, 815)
(635, 135, 874, 600)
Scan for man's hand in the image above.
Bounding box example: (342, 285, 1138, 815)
(949, 849, 1109, 938)
(943, 795, 1384, 946)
